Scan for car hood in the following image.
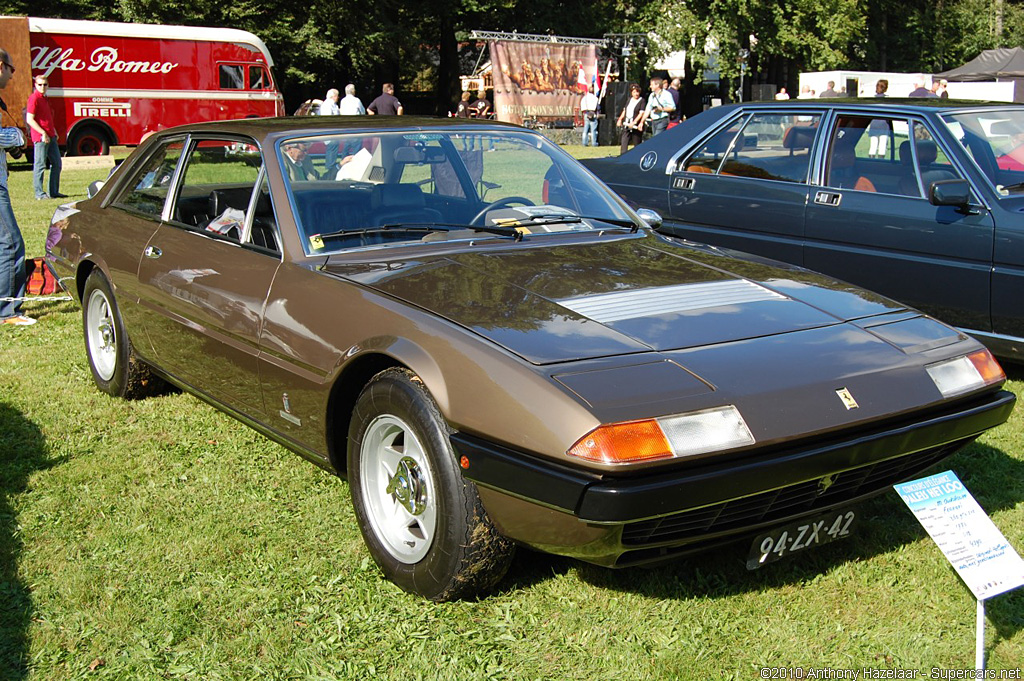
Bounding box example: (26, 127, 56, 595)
(325, 235, 907, 364)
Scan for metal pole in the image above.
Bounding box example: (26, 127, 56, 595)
(975, 598, 986, 671)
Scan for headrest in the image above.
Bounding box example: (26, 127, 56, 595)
(372, 183, 425, 209)
(916, 140, 938, 165)
(782, 126, 815, 150)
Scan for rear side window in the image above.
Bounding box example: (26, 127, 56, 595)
(112, 140, 185, 217)
(219, 64, 244, 89)
(682, 113, 820, 183)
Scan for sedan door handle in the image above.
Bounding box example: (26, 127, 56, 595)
(144, 246, 162, 259)
(814, 191, 842, 207)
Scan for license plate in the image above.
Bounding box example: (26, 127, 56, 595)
(746, 509, 856, 570)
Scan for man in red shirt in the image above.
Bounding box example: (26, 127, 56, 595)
(27, 74, 64, 200)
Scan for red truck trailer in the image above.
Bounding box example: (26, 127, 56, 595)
(0, 16, 285, 155)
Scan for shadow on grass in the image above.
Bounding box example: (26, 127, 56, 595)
(504, 440, 1024, 646)
(0, 402, 58, 680)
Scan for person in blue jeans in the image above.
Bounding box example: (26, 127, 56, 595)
(0, 47, 34, 326)
(26, 74, 64, 200)
(580, 85, 599, 146)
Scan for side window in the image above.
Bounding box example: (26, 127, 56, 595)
(171, 139, 262, 242)
(219, 64, 244, 90)
(112, 140, 185, 217)
(726, 113, 820, 182)
(249, 65, 268, 90)
(826, 116, 911, 195)
(683, 119, 744, 173)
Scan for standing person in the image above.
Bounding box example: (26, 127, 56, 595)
(471, 90, 491, 119)
(338, 83, 365, 157)
(27, 74, 63, 201)
(454, 91, 472, 118)
(367, 83, 403, 115)
(667, 77, 683, 128)
(867, 80, 889, 159)
(319, 88, 341, 171)
(934, 79, 949, 98)
(579, 85, 599, 146)
(640, 77, 674, 137)
(0, 48, 34, 326)
(819, 80, 839, 97)
(616, 83, 645, 155)
(339, 84, 365, 116)
(775, 87, 790, 100)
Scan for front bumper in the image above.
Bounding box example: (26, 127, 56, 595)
(453, 389, 1015, 566)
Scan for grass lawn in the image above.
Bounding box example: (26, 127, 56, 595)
(1, 146, 1023, 680)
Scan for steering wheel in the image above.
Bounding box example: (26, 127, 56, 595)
(470, 196, 535, 226)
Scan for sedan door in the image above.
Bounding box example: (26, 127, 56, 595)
(667, 111, 822, 264)
(135, 138, 280, 417)
(805, 115, 995, 332)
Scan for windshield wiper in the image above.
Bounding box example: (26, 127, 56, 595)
(1000, 182, 1024, 194)
(508, 213, 640, 232)
(315, 222, 523, 242)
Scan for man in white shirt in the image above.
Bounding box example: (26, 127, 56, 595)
(339, 84, 365, 116)
(641, 77, 675, 136)
(320, 88, 342, 170)
(579, 85, 599, 146)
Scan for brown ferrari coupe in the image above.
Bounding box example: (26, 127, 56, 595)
(45, 117, 1014, 600)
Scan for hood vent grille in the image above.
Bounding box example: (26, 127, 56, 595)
(559, 279, 786, 323)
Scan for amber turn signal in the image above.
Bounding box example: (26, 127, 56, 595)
(568, 420, 675, 464)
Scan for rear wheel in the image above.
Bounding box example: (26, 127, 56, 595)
(348, 368, 514, 601)
(68, 125, 111, 156)
(82, 270, 162, 399)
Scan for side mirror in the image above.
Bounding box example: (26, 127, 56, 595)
(87, 180, 104, 199)
(636, 208, 663, 229)
(929, 179, 972, 209)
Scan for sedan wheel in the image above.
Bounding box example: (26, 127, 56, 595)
(82, 270, 163, 399)
(348, 368, 514, 601)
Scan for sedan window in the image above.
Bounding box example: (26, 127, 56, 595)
(826, 116, 961, 198)
(111, 140, 185, 217)
(682, 113, 820, 183)
(171, 139, 262, 244)
(944, 109, 1024, 195)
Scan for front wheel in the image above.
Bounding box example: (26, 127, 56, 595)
(348, 368, 514, 601)
(82, 270, 162, 399)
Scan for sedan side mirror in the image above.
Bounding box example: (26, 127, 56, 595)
(929, 179, 972, 209)
(636, 208, 663, 229)
(87, 180, 105, 199)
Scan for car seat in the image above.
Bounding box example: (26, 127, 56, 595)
(371, 184, 443, 227)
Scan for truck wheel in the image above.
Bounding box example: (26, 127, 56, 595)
(68, 126, 111, 156)
(347, 368, 514, 601)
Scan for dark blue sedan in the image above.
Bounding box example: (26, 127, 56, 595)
(585, 100, 1024, 360)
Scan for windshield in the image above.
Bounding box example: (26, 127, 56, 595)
(942, 108, 1024, 196)
(278, 130, 635, 254)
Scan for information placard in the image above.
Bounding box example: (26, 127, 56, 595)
(894, 470, 1024, 600)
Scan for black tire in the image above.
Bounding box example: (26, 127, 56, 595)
(82, 270, 162, 399)
(348, 368, 514, 601)
(68, 125, 111, 156)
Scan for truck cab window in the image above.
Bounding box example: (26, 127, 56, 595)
(219, 64, 244, 90)
(249, 66, 268, 90)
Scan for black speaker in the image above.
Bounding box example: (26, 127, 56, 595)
(599, 81, 630, 146)
(752, 84, 776, 101)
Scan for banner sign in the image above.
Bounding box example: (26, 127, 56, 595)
(490, 41, 598, 125)
(894, 470, 1024, 600)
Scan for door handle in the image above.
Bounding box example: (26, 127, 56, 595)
(814, 191, 842, 206)
(673, 177, 695, 190)
(144, 246, 162, 259)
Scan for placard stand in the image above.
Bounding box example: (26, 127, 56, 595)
(976, 598, 985, 671)
(893, 470, 1024, 671)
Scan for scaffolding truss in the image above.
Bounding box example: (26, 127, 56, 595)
(469, 31, 607, 47)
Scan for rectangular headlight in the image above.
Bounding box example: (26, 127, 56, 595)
(927, 350, 1005, 398)
(658, 406, 756, 458)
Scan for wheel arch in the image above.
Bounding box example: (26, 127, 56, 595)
(325, 339, 452, 475)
